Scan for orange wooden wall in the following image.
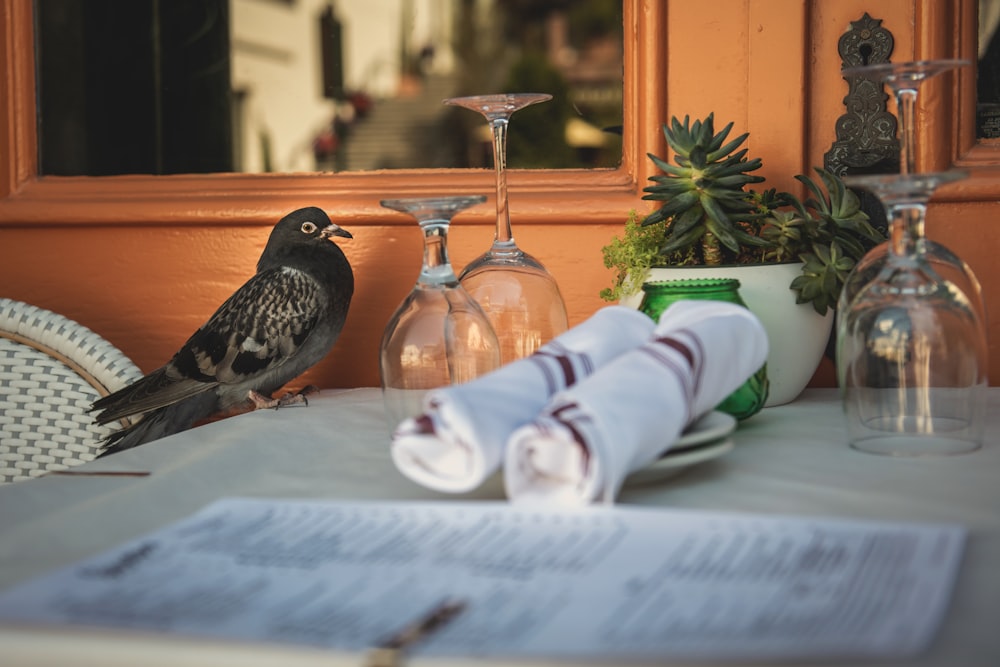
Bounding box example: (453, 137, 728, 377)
(0, 220, 629, 390)
(2, 0, 998, 391)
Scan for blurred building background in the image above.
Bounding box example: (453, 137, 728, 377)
(36, 0, 624, 175)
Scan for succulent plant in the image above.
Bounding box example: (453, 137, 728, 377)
(641, 114, 769, 265)
(779, 169, 884, 314)
(602, 114, 887, 315)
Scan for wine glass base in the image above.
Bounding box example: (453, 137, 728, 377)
(841, 59, 971, 82)
(848, 415, 983, 457)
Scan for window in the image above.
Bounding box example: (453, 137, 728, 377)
(34, 0, 626, 175)
(1, 0, 664, 227)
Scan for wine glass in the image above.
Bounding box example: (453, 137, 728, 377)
(837, 170, 987, 456)
(379, 195, 502, 427)
(444, 93, 569, 363)
(836, 60, 985, 325)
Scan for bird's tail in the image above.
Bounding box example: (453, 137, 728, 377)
(98, 414, 168, 457)
(96, 392, 218, 457)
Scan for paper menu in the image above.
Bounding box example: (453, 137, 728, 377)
(0, 498, 965, 662)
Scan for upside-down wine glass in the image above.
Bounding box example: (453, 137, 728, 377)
(379, 195, 502, 428)
(837, 170, 987, 455)
(444, 93, 569, 364)
(836, 60, 985, 325)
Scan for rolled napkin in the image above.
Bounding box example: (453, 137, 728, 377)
(390, 306, 656, 493)
(503, 300, 769, 506)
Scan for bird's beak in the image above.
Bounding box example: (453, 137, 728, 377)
(320, 224, 353, 240)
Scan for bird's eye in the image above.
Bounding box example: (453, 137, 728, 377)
(300, 221, 318, 234)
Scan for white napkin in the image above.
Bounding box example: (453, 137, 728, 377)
(390, 306, 656, 493)
(503, 300, 769, 506)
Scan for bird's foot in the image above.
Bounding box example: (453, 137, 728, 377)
(248, 386, 319, 410)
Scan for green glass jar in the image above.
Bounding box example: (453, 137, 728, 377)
(639, 278, 768, 420)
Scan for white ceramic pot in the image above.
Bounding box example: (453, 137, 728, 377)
(619, 263, 834, 407)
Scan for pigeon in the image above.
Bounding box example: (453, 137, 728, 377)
(91, 207, 354, 456)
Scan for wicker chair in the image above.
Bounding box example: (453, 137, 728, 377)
(0, 299, 144, 483)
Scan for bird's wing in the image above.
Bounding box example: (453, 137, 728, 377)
(94, 267, 328, 422)
(182, 266, 329, 386)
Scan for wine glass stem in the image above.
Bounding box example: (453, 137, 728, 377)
(887, 202, 927, 261)
(896, 87, 918, 175)
(419, 220, 459, 286)
(489, 117, 516, 251)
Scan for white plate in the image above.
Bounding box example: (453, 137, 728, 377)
(674, 410, 737, 451)
(624, 412, 738, 485)
(628, 438, 735, 484)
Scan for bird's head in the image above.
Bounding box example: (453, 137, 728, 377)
(259, 207, 353, 272)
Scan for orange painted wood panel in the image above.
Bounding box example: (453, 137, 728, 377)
(0, 221, 623, 389)
(666, 2, 751, 133)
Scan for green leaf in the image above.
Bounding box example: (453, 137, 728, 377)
(641, 207, 669, 226)
(660, 223, 707, 255)
(795, 172, 826, 205)
(697, 114, 715, 145)
(701, 201, 742, 253)
(708, 131, 751, 162)
(731, 227, 772, 248)
(704, 119, 732, 153)
(669, 204, 705, 235)
(689, 145, 708, 170)
(656, 190, 701, 218)
(643, 181, 694, 199)
(647, 153, 674, 173)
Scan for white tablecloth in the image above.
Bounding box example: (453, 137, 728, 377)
(0, 388, 997, 666)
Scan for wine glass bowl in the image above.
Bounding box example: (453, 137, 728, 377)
(379, 195, 502, 427)
(838, 236, 987, 328)
(444, 93, 569, 364)
(458, 250, 568, 362)
(837, 171, 987, 456)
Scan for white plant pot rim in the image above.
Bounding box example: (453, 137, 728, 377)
(621, 264, 833, 407)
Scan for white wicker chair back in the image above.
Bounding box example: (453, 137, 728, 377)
(0, 299, 144, 483)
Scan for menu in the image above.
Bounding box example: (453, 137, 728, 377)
(0, 498, 965, 662)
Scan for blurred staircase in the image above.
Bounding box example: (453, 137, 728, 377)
(341, 74, 460, 171)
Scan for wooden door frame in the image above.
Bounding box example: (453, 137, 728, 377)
(924, 0, 1000, 200)
(0, 0, 667, 228)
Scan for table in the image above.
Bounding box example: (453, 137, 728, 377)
(0, 388, 997, 666)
